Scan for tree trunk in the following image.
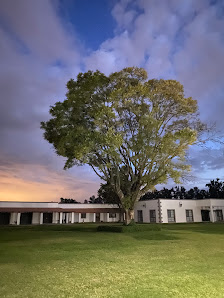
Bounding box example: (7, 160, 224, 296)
(124, 209, 134, 225)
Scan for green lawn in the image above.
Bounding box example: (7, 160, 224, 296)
(0, 223, 224, 298)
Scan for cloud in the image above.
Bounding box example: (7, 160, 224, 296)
(0, 0, 80, 63)
(1, 0, 224, 202)
(0, 0, 101, 202)
(0, 160, 100, 202)
(84, 0, 224, 187)
(111, 0, 137, 30)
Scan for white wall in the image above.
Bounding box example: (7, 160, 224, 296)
(134, 199, 224, 223)
(32, 212, 40, 224)
(53, 212, 59, 224)
(135, 200, 160, 223)
(107, 213, 120, 222)
(9, 212, 17, 225)
(0, 201, 58, 208)
(79, 212, 92, 223)
(160, 199, 200, 223)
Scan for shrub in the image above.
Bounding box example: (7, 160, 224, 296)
(97, 224, 162, 233)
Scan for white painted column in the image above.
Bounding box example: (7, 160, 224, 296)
(209, 200, 215, 222)
(52, 212, 56, 224)
(66, 213, 69, 224)
(210, 210, 215, 222)
(17, 212, 21, 225)
(53, 212, 58, 224)
(71, 212, 75, 224)
(40, 213, 43, 224)
(106, 212, 109, 222)
(78, 213, 81, 223)
(59, 212, 63, 224)
(10, 213, 16, 225)
(93, 213, 96, 223)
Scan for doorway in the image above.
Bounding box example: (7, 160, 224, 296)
(201, 210, 210, 222)
(43, 213, 53, 224)
(0, 212, 10, 225)
(137, 210, 143, 223)
(96, 213, 100, 222)
(20, 212, 33, 225)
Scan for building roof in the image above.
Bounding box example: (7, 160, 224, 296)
(0, 207, 122, 213)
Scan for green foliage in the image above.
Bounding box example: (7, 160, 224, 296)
(206, 178, 224, 198)
(88, 195, 104, 204)
(141, 178, 224, 200)
(97, 224, 161, 233)
(41, 67, 205, 220)
(96, 183, 121, 205)
(125, 218, 136, 226)
(59, 198, 80, 204)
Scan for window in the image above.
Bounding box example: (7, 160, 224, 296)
(150, 210, 156, 223)
(81, 213, 86, 219)
(186, 209, 194, 222)
(167, 209, 175, 223)
(215, 210, 223, 221)
(109, 213, 116, 218)
(137, 210, 143, 222)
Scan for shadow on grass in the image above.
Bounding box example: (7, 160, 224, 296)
(162, 222, 224, 235)
(132, 231, 179, 241)
(0, 224, 100, 243)
(0, 224, 180, 243)
(96, 224, 180, 241)
(1, 223, 222, 244)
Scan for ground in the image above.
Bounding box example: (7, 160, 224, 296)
(0, 223, 223, 298)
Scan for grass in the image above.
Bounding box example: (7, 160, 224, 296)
(0, 223, 224, 298)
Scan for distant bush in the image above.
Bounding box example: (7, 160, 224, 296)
(123, 224, 161, 233)
(97, 225, 123, 233)
(97, 224, 161, 233)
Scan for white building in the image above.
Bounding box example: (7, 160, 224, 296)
(0, 198, 223, 225)
(0, 201, 122, 225)
(135, 198, 224, 223)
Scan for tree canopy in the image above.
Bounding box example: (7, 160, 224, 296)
(59, 198, 80, 204)
(41, 67, 205, 224)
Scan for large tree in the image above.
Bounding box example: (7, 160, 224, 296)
(41, 67, 205, 224)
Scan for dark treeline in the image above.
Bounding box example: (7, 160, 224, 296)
(59, 198, 80, 204)
(140, 179, 224, 200)
(60, 179, 224, 204)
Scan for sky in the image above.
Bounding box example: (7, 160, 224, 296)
(0, 0, 224, 202)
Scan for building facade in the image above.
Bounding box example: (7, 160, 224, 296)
(0, 201, 122, 225)
(0, 198, 224, 225)
(135, 198, 224, 223)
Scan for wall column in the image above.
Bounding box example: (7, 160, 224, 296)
(106, 212, 109, 222)
(66, 213, 69, 224)
(210, 210, 215, 222)
(210, 201, 215, 222)
(52, 212, 57, 224)
(17, 212, 21, 225)
(71, 212, 75, 224)
(10, 213, 16, 225)
(210, 208, 215, 222)
(93, 213, 96, 223)
(59, 212, 63, 224)
(40, 213, 43, 224)
(78, 213, 81, 223)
